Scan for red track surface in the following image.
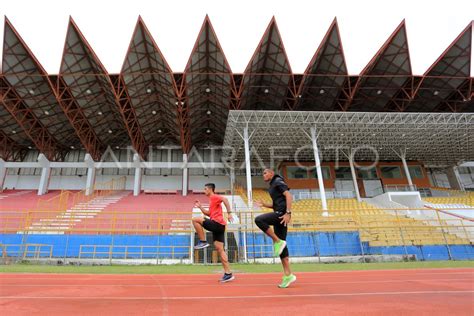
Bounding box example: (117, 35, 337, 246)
(0, 268, 473, 315)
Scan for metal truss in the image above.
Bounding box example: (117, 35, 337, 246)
(0, 129, 28, 161)
(54, 75, 104, 161)
(0, 76, 67, 161)
(113, 74, 148, 159)
(0, 75, 35, 161)
(223, 111, 474, 166)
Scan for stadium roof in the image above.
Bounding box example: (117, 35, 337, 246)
(222, 111, 474, 167)
(0, 17, 473, 162)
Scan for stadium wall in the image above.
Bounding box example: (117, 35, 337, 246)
(2, 232, 472, 261)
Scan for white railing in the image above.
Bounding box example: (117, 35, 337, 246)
(430, 189, 468, 197)
(365, 186, 384, 197)
(384, 184, 417, 192)
(333, 191, 356, 199)
(297, 191, 355, 200)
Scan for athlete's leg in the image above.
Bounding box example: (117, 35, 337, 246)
(214, 240, 231, 274)
(273, 223, 296, 288)
(274, 222, 291, 274)
(254, 212, 281, 242)
(281, 257, 291, 275)
(192, 217, 206, 241)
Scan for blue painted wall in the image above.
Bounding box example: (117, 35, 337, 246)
(0, 234, 190, 259)
(1, 232, 472, 260)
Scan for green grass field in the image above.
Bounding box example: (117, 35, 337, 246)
(1, 261, 473, 274)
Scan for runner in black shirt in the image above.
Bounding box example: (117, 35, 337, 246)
(255, 169, 296, 288)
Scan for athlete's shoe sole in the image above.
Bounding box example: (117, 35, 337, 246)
(278, 274, 296, 288)
(193, 243, 210, 250)
(220, 275, 235, 283)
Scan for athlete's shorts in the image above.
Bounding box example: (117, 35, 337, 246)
(202, 218, 226, 243)
(254, 211, 289, 259)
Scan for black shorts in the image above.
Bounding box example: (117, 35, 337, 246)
(254, 212, 289, 259)
(202, 218, 226, 243)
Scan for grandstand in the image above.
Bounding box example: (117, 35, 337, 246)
(0, 16, 473, 264)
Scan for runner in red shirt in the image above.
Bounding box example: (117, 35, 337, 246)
(192, 183, 234, 282)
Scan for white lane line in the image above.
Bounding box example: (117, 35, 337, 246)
(0, 277, 471, 287)
(1, 271, 472, 281)
(0, 290, 473, 300)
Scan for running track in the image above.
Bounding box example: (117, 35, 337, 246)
(1, 268, 473, 315)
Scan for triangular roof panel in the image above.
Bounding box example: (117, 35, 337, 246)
(347, 20, 412, 111)
(239, 17, 294, 110)
(296, 18, 349, 111)
(182, 15, 235, 148)
(3, 18, 81, 153)
(408, 22, 472, 112)
(60, 18, 129, 148)
(121, 17, 180, 146)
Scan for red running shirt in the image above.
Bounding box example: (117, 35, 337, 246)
(209, 194, 226, 225)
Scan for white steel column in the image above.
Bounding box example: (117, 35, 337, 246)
(243, 126, 253, 209)
(401, 153, 413, 188)
(133, 153, 142, 196)
(230, 166, 235, 195)
(453, 167, 465, 191)
(182, 154, 188, 196)
(348, 151, 362, 202)
(37, 153, 51, 195)
(85, 154, 96, 196)
(0, 159, 6, 192)
(392, 148, 413, 190)
(310, 127, 327, 213)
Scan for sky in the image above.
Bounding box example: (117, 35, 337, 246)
(0, 0, 473, 75)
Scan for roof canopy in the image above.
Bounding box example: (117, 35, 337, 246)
(1, 17, 472, 161)
(222, 110, 473, 167)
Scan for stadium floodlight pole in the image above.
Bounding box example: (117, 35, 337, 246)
(343, 149, 362, 202)
(182, 154, 189, 196)
(0, 159, 6, 192)
(310, 127, 328, 213)
(84, 154, 96, 196)
(243, 126, 253, 209)
(133, 153, 142, 196)
(37, 153, 51, 196)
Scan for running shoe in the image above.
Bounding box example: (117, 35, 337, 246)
(278, 274, 296, 288)
(220, 273, 235, 283)
(273, 240, 287, 257)
(193, 241, 210, 249)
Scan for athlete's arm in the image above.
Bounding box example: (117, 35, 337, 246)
(255, 200, 273, 209)
(279, 190, 292, 226)
(222, 197, 232, 214)
(222, 197, 233, 223)
(195, 200, 210, 216)
(283, 190, 292, 213)
(199, 205, 210, 216)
